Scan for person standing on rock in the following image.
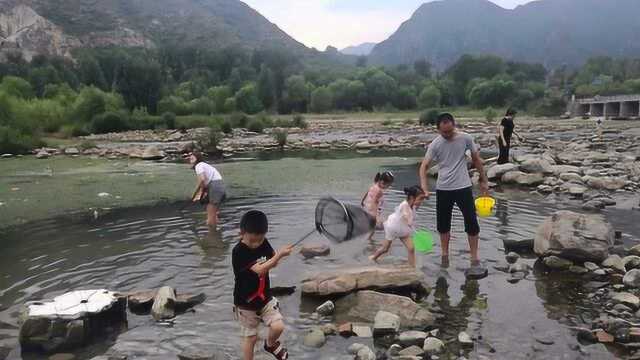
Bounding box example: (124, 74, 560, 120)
(189, 150, 226, 229)
(419, 113, 489, 275)
(497, 108, 522, 164)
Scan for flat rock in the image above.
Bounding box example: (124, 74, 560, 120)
(398, 345, 425, 357)
(502, 171, 544, 186)
(335, 291, 434, 328)
(141, 146, 165, 160)
(423, 337, 445, 355)
(352, 325, 372, 338)
(301, 265, 428, 297)
(300, 245, 330, 259)
(584, 262, 600, 271)
(602, 255, 626, 273)
(487, 163, 519, 180)
(520, 158, 553, 174)
(629, 245, 640, 257)
(534, 211, 614, 263)
(458, 331, 473, 346)
(543, 256, 573, 270)
(64, 148, 79, 155)
(35, 150, 50, 159)
(624, 256, 640, 271)
(398, 331, 428, 347)
(373, 311, 400, 336)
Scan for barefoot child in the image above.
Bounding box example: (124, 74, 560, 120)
(370, 186, 426, 267)
(233, 210, 293, 360)
(361, 171, 395, 236)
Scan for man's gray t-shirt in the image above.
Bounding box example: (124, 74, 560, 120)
(425, 132, 478, 191)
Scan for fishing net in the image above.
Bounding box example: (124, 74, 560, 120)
(315, 197, 375, 243)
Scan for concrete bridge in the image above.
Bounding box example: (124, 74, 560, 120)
(571, 94, 640, 119)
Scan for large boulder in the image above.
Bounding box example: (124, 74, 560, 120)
(334, 290, 434, 328)
(534, 211, 614, 263)
(141, 146, 165, 160)
(19, 290, 127, 353)
(301, 266, 428, 297)
(520, 158, 553, 174)
(584, 176, 627, 191)
(502, 171, 544, 186)
(487, 163, 519, 180)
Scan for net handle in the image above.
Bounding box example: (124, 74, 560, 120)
(292, 228, 317, 247)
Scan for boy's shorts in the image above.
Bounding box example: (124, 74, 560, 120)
(234, 297, 283, 337)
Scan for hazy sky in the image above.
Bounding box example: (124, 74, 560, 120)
(242, 0, 534, 49)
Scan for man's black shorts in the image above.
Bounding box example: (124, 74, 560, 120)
(436, 187, 480, 236)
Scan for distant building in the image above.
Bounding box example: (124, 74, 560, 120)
(570, 94, 640, 120)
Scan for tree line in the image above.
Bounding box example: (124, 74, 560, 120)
(1, 45, 639, 154)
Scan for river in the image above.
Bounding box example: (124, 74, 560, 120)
(0, 152, 639, 359)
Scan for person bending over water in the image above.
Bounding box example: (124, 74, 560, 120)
(361, 171, 394, 238)
(419, 113, 489, 269)
(369, 186, 426, 267)
(189, 151, 226, 229)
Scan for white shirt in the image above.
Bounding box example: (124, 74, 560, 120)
(195, 162, 222, 184)
(385, 200, 416, 233)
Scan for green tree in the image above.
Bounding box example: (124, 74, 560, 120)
(71, 87, 108, 124)
(310, 86, 333, 113)
(284, 75, 310, 112)
(235, 84, 263, 114)
(257, 64, 276, 110)
(208, 86, 233, 113)
(393, 86, 417, 110)
(78, 55, 108, 90)
(28, 66, 62, 97)
(414, 59, 432, 78)
(0, 76, 34, 99)
(117, 57, 162, 113)
(228, 68, 243, 93)
(418, 84, 442, 109)
(468, 78, 516, 108)
(364, 70, 397, 108)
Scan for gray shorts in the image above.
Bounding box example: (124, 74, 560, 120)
(204, 180, 226, 207)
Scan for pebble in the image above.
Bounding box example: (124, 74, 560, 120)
(315, 300, 335, 316)
(458, 331, 473, 346)
(423, 337, 445, 355)
(303, 328, 326, 348)
(584, 262, 600, 271)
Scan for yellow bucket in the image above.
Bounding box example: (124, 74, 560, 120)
(475, 196, 496, 217)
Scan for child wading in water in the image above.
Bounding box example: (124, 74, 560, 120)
(232, 210, 293, 360)
(361, 171, 395, 237)
(369, 186, 426, 267)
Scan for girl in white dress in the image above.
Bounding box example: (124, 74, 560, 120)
(369, 186, 426, 267)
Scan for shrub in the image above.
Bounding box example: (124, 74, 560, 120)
(274, 118, 292, 128)
(0, 76, 34, 99)
(162, 112, 176, 130)
(223, 97, 236, 113)
(484, 107, 497, 122)
(229, 112, 249, 128)
(197, 127, 223, 152)
(221, 120, 233, 134)
(254, 113, 273, 128)
(0, 126, 41, 154)
(310, 86, 333, 113)
(247, 118, 264, 133)
(272, 129, 288, 149)
(79, 140, 97, 150)
(235, 84, 264, 114)
(158, 96, 191, 116)
(419, 109, 440, 126)
(418, 85, 442, 109)
(292, 114, 308, 129)
(91, 111, 129, 134)
(382, 118, 393, 126)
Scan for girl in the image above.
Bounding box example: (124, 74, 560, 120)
(189, 151, 226, 229)
(361, 171, 395, 234)
(496, 108, 523, 165)
(369, 186, 426, 267)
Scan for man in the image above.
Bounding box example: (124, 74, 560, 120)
(419, 113, 489, 277)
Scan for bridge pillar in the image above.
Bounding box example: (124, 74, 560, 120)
(590, 103, 604, 117)
(604, 102, 621, 119)
(621, 101, 639, 119)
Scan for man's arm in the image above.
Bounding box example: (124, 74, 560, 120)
(471, 151, 489, 195)
(419, 157, 432, 197)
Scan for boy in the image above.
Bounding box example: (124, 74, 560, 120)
(233, 210, 293, 360)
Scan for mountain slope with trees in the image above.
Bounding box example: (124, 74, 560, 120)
(369, 0, 640, 69)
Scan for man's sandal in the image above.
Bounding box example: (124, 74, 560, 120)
(264, 340, 288, 360)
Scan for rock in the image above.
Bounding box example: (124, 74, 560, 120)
(303, 328, 326, 348)
(520, 158, 553, 174)
(36, 150, 50, 159)
(585, 176, 627, 191)
(19, 290, 126, 353)
(125, 289, 205, 313)
(612, 293, 640, 310)
(560, 173, 584, 183)
(502, 171, 544, 186)
(602, 255, 626, 273)
(505, 252, 519, 264)
(487, 163, 519, 180)
(551, 165, 581, 176)
(352, 325, 372, 338)
(300, 245, 330, 259)
(584, 262, 600, 271)
(64, 148, 79, 155)
(347, 343, 365, 354)
(320, 323, 337, 336)
(576, 328, 598, 345)
(596, 330, 614, 343)
(398, 331, 428, 347)
(151, 286, 176, 321)
(1, 153, 14, 158)
(593, 269, 607, 276)
(338, 323, 354, 337)
(509, 263, 529, 274)
(387, 344, 402, 357)
(630, 245, 640, 257)
(543, 256, 573, 270)
(568, 186, 587, 197)
(569, 266, 589, 274)
(458, 332, 473, 346)
(534, 211, 614, 263)
(423, 337, 445, 355)
(583, 200, 605, 211)
(399, 345, 425, 357)
(315, 300, 335, 316)
(141, 146, 165, 160)
(301, 265, 428, 297)
(335, 291, 434, 328)
(355, 142, 376, 150)
(624, 270, 640, 288)
(178, 349, 228, 360)
(355, 346, 376, 360)
(624, 256, 640, 271)
(373, 311, 400, 336)
(49, 354, 75, 360)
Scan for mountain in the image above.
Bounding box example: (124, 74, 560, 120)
(0, 0, 308, 60)
(368, 0, 640, 69)
(340, 42, 376, 56)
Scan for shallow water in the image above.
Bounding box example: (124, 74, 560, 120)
(1, 154, 639, 359)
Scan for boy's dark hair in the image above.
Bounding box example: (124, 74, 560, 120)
(436, 113, 455, 129)
(374, 171, 395, 184)
(240, 210, 268, 234)
(506, 108, 517, 116)
(404, 185, 425, 199)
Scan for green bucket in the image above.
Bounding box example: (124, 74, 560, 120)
(413, 230, 434, 253)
